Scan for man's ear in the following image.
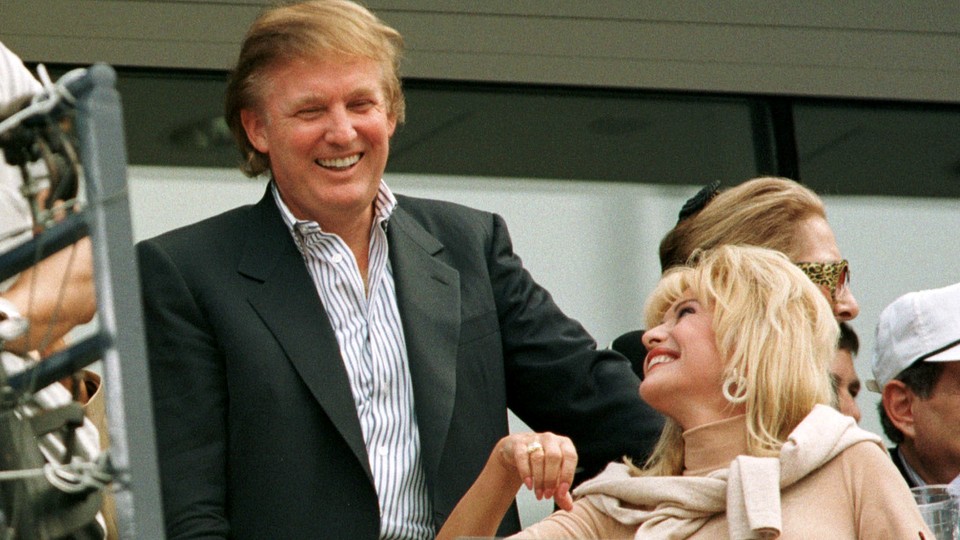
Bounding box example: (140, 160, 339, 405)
(240, 108, 269, 153)
(882, 380, 917, 439)
(385, 112, 397, 139)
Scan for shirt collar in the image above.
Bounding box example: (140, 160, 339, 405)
(271, 179, 397, 240)
(898, 447, 928, 487)
(898, 447, 960, 489)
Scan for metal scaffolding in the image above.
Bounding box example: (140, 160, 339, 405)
(0, 63, 165, 539)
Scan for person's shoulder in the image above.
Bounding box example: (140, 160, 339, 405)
(139, 203, 258, 247)
(837, 439, 889, 460)
(830, 438, 900, 478)
(395, 193, 492, 222)
(0, 41, 41, 102)
(394, 193, 498, 237)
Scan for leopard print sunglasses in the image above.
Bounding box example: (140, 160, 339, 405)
(795, 259, 850, 302)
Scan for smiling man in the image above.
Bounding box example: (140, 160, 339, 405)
(135, 2, 663, 539)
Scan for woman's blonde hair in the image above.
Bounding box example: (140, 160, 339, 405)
(635, 244, 836, 476)
(224, 0, 405, 177)
(659, 177, 826, 272)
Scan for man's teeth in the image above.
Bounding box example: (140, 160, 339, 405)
(648, 355, 675, 368)
(317, 154, 360, 168)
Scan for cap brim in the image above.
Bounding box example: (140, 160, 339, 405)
(925, 340, 960, 363)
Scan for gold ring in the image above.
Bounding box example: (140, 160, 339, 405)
(526, 441, 544, 455)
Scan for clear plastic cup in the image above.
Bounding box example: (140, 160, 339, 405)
(911, 485, 960, 540)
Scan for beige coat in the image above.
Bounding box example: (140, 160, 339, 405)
(514, 406, 931, 539)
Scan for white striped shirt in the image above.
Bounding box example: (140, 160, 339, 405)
(273, 182, 433, 540)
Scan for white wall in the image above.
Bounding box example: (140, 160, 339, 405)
(127, 165, 960, 525)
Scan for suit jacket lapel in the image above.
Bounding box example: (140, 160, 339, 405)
(237, 191, 373, 482)
(388, 207, 460, 484)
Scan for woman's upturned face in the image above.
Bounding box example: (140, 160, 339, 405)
(794, 216, 860, 322)
(640, 290, 738, 430)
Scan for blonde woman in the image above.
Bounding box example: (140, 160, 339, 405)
(615, 177, 863, 419)
(439, 245, 929, 539)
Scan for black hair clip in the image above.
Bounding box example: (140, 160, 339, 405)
(676, 180, 721, 224)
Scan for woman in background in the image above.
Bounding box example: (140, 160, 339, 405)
(439, 245, 929, 539)
(659, 176, 859, 321)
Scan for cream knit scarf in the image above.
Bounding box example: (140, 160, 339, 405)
(572, 405, 882, 539)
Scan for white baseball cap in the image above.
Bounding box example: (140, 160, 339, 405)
(867, 282, 960, 393)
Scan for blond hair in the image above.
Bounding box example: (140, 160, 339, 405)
(659, 177, 826, 272)
(635, 245, 836, 476)
(224, 0, 405, 176)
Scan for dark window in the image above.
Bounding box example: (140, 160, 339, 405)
(793, 100, 960, 198)
(32, 64, 960, 198)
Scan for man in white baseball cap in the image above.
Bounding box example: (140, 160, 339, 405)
(869, 282, 960, 489)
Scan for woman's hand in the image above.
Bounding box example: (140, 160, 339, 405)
(436, 431, 579, 540)
(493, 432, 578, 511)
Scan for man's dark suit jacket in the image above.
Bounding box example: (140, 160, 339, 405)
(137, 187, 663, 539)
(889, 446, 919, 488)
